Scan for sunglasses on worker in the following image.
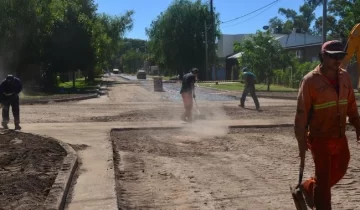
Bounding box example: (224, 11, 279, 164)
(324, 51, 347, 60)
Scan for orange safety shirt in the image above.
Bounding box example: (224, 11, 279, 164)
(294, 65, 360, 141)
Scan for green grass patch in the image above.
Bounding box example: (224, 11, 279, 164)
(20, 95, 49, 99)
(160, 76, 171, 80)
(198, 82, 297, 92)
(58, 77, 101, 89)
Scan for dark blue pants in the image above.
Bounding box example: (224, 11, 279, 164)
(1, 95, 20, 124)
(240, 86, 260, 109)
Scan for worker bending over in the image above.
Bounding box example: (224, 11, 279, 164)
(180, 68, 199, 122)
(294, 40, 360, 209)
(0, 75, 22, 130)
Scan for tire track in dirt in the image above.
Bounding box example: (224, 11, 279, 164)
(329, 131, 360, 209)
(112, 127, 360, 209)
(112, 128, 297, 209)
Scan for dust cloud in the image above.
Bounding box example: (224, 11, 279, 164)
(183, 103, 230, 140)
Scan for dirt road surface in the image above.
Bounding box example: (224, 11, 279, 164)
(19, 75, 296, 124)
(111, 127, 360, 210)
(17, 74, 360, 210)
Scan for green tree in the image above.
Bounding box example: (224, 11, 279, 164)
(95, 11, 134, 71)
(328, 0, 360, 37)
(43, 0, 97, 87)
(120, 49, 145, 73)
(306, 0, 360, 38)
(268, 2, 318, 34)
(0, 0, 134, 91)
(121, 38, 147, 53)
(146, 0, 221, 80)
(234, 30, 292, 91)
(115, 38, 147, 70)
(312, 15, 338, 37)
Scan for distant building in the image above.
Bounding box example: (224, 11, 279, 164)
(217, 28, 323, 80)
(217, 29, 322, 62)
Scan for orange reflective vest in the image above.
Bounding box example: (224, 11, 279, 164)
(294, 65, 360, 141)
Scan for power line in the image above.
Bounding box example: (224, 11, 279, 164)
(221, 0, 280, 24)
(222, 0, 280, 28)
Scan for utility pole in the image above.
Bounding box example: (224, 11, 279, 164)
(322, 0, 327, 43)
(204, 21, 209, 81)
(210, 0, 216, 80)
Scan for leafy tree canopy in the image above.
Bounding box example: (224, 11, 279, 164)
(146, 0, 221, 79)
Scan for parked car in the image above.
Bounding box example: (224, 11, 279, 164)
(112, 69, 119, 74)
(136, 70, 147, 79)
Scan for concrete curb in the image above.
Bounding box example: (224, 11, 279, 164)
(52, 93, 99, 103)
(111, 122, 356, 131)
(228, 123, 294, 128)
(20, 93, 99, 105)
(7, 131, 78, 210)
(111, 127, 181, 132)
(110, 124, 295, 132)
(38, 134, 78, 210)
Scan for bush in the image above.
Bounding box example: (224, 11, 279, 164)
(273, 61, 320, 88)
(292, 61, 320, 87)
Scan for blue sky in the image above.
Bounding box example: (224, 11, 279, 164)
(94, 0, 323, 40)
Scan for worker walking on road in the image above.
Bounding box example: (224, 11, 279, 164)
(294, 40, 360, 209)
(180, 68, 199, 122)
(239, 67, 260, 110)
(0, 75, 23, 130)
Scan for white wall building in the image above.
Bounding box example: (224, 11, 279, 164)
(216, 29, 323, 60)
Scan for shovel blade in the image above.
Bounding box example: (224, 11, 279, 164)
(290, 185, 308, 210)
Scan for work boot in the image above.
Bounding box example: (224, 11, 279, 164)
(238, 104, 244, 108)
(187, 117, 193, 123)
(14, 124, 21, 130)
(180, 114, 187, 122)
(1, 122, 8, 129)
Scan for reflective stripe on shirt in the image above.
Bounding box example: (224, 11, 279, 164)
(313, 99, 348, 110)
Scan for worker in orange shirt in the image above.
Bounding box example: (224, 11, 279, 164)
(294, 40, 360, 209)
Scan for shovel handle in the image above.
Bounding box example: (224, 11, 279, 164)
(297, 154, 305, 187)
(298, 167, 304, 186)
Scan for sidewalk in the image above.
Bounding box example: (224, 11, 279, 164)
(22, 123, 117, 210)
